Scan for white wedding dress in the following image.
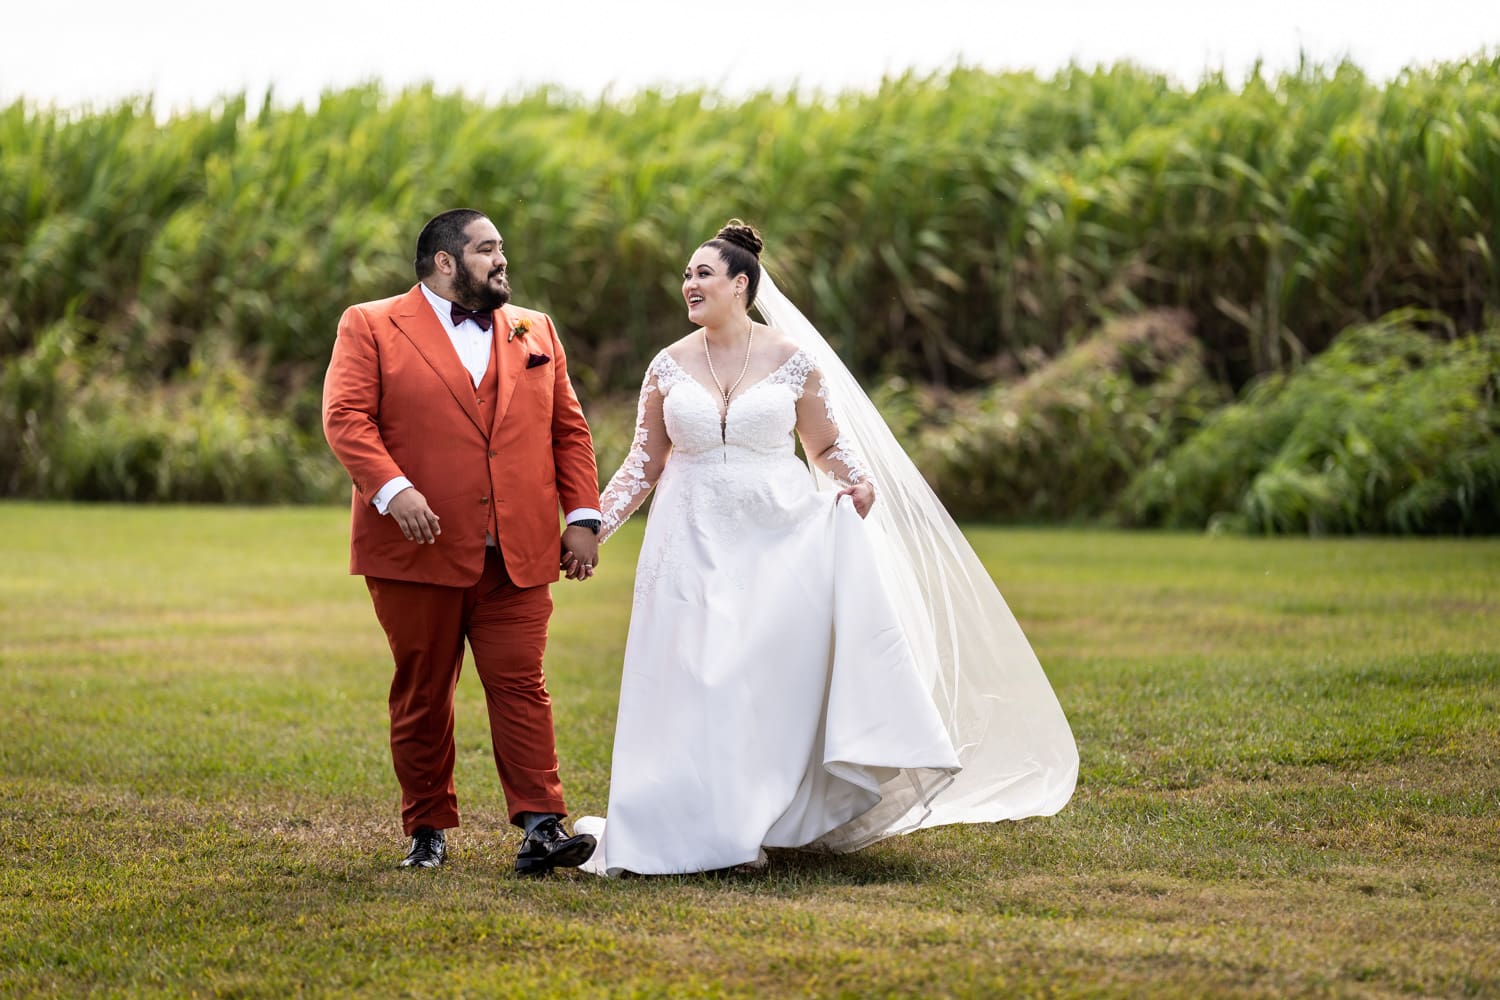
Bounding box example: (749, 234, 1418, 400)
(577, 330, 1075, 876)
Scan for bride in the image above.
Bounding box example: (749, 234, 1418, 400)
(574, 221, 1077, 876)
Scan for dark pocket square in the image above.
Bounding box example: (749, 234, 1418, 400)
(525, 353, 551, 369)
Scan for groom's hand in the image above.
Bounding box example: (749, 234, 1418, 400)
(388, 487, 442, 543)
(560, 525, 599, 581)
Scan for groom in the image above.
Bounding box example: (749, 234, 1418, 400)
(323, 208, 601, 875)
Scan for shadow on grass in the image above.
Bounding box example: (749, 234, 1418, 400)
(688, 847, 932, 890)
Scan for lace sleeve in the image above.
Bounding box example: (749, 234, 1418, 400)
(598, 354, 673, 542)
(794, 362, 874, 488)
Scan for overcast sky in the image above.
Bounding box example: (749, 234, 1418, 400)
(5, 0, 1498, 112)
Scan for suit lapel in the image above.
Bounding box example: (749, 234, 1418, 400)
(490, 304, 526, 434)
(390, 285, 485, 434)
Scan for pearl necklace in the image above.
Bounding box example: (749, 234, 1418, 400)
(703, 317, 755, 428)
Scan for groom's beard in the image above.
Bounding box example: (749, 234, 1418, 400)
(453, 258, 511, 311)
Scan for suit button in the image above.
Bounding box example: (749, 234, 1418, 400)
(479, 496, 490, 505)
(489, 450, 498, 458)
(476, 398, 485, 405)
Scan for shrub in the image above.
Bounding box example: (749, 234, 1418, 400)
(909, 309, 1226, 520)
(1121, 313, 1500, 534)
(0, 338, 344, 503)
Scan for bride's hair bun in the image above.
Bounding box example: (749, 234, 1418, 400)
(703, 218, 765, 308)
(715, 219, 763, 258)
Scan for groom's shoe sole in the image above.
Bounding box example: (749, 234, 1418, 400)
(514, 834, 597, 877)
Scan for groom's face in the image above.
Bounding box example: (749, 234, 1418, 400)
(448, 218, 511, 311)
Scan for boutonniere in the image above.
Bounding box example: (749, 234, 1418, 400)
(507, 318, 531, 343)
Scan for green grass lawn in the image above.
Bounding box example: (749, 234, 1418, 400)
(2, 503, 1496, 998)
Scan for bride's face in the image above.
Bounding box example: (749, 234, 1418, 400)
(682, 247, 746, 327)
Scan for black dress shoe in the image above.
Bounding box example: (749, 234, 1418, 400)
(399, 826, 446, 869)
(515, 818, 596, 876)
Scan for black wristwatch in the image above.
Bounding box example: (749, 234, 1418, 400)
(571, 518, 602, 535)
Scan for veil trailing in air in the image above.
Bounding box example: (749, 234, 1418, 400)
(754, 270, 1078, 848)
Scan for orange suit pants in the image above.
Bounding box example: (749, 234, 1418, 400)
(365, 548, 566, 835)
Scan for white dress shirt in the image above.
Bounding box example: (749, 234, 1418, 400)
(371, 283, 601, 529)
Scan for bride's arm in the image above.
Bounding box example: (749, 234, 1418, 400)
(598, 359, 672, 543)
(795, 365, 876, 514)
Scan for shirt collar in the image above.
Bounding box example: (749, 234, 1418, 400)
(418, 281, 458, 330)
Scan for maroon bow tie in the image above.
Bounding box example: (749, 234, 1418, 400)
(450, 303, 494, 331)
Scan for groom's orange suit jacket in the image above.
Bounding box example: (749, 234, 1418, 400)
(322, 284, 598, 589)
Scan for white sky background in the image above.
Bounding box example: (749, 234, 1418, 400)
(3, 0, 1499, 112)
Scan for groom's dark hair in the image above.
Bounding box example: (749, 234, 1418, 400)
(415, 208, 487, 279)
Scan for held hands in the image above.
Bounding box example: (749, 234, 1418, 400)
(388, 487, 442, 542)
(560, 525, 600, 581)
(837, 480, 876, 519)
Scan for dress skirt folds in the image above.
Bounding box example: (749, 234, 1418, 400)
(580, 349, 1076, 875)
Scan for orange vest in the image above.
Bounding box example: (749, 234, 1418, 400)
(474, 334, 502, 545)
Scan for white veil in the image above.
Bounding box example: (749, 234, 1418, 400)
(754, 270, 1079, 848)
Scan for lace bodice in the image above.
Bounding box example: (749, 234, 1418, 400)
(598, 347, 871, 541)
